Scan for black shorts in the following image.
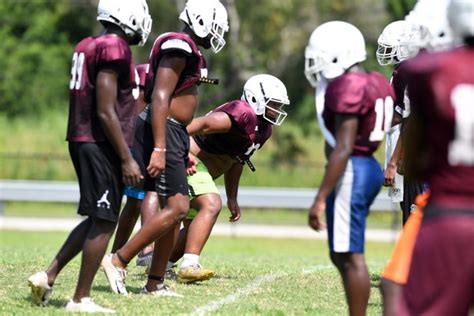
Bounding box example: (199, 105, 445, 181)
(131, 116, 154, 192)
(69, 142, 123, 222)
(400, 179, 426, 224)
(154, 119, 189, 197)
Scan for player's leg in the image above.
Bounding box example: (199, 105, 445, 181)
(169, 219, 192, 263)
(111, 196, 142, 253)
(137, 190, 159, 265)
(74, 217, 116, 300)
(142, 219, 182, 296)
(402, 208, 474, 315)
(326, 156, 383, 316)
(380, 192, 428, 316)
(104, 120, 190, 295)
(330, 252, 370, 316)
(28, 218, 92, 306)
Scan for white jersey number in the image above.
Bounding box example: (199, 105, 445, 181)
(132, 69, 140, 100)
(69, 52, 85, 90)
(448, 84, 474, 166)
(369, 96, 394, 142)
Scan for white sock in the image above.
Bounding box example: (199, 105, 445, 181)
(166, 261, 176, 270)
(181, 254, 199, 268)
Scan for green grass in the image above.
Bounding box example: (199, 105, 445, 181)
(3, 201, 402, 230)
(0, 230, 393, 315)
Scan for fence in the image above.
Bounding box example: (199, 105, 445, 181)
(0, 179, 398, 213)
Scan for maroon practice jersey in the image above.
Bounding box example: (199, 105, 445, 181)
(193, 100, 272, 161)
(323, 71, 395, 156)
(144, 32, 206, 103)
(405, 47, 474, 209)
(136, 63, 148, 89)
(66, 34, 137, 146)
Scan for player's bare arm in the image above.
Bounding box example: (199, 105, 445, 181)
(96, 69, 142, 186)
(224, 162, 243, 222)
(384, 134, 403, 187)
(402, 109, 428, 182)
(147, 54, 186, 178)
(186, 112, 232, 135)
(309, 114, 358, 231)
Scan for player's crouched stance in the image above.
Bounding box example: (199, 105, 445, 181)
(28, 0, 151, 312)
(305, 21, 394, 316)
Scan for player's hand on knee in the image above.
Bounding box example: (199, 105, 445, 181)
(122, 157, 143, 186)
(308, 199, 326, 232)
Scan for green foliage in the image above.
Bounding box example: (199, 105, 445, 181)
(0, 0, 413, 179)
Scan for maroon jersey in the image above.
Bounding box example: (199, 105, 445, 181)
(391, 65, 409, 117)
(66, 34, 137, 146)
(405, 47, 474, 209)
(144, 32, 206, 103)
(136, 63, 148, 89)
(193, 100, 272, 161)
(323, 71, 395, 156)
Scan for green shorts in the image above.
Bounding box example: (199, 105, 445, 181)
(186, 159, 220, 220)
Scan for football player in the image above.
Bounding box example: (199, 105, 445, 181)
(164, 74, 290, 283)
(376, 20, 427, 226)
(101, 0, 229, 297)
(305, 21, 395, 316)
(27, 0, 151, 312)
(400, 0, 474, 314)
(111, 63, 159, 268)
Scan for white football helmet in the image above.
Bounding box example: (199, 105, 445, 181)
(242, 74, 290, 126)
(97, 0, 152, 46)
(405, 0, 454, 51)
(448, 0, 474, 40)
(304, 21, 366, 88)
(376, 20, 425, 66)
(179, 0, 229, 53)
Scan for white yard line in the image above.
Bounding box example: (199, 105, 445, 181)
(190, 265, 333, 316)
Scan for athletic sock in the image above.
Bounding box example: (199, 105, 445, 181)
(166, 261, 176, 270)
(181, 254, 199, 268)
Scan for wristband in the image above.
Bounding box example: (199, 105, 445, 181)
(153, 147, 166, 152)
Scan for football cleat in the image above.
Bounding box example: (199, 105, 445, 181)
(136, 250, 153, 267)
(177, 264, 215, 284)
(101, 254, 128, 296)
(64, 297, 115, 313)
(28, 271, 53, 307)
(141, 283, 183, 297)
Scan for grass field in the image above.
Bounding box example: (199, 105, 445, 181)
(0, 230, 394, 315)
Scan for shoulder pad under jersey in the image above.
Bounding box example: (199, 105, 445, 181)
(160, 38, 192, 55)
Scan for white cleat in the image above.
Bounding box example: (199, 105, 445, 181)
(141, 283, 183, 298)
(101, 254, 128, 296)
(65, 297, 115, 313)
(28, 271, 53, 306)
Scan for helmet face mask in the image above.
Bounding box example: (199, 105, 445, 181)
(242, 74, 290, 126)
(97, 0, 152, 46)
(304, 21, 366, 87)
(376, 20, 424, 66)
(179, 0, 229, 53)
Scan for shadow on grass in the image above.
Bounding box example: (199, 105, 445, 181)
(370, 273, 381, 289)
(23, 295, 66, 309)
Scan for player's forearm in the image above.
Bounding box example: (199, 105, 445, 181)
(97, 109, 132, 162)
(224, 162, 243, 201)
(388, 136, 403, 168)
(150, 97, 169, 149)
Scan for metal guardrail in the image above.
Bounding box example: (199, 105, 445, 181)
(0, 180, 398, 212)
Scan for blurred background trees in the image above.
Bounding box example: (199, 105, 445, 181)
(0, 0, 416, 181)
